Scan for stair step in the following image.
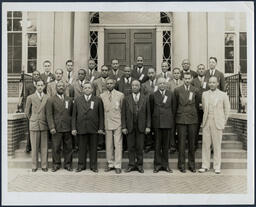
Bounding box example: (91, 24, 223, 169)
(199, 126, 233, 133)
(8, 157, 247, 169)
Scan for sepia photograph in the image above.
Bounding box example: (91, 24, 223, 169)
(2, 1, 254, 205)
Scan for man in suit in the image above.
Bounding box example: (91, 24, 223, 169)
(108, 59, 124, 81)
(204, 57, 226, 91)
(174, 72, 200, 173)
(100, 78, 124, 174)
(25, 79, 49, 172)
(131, 56, 149, 83)
(46, 80, 73, 172)
(72, 69, 87, 100)
(122, 80, 151, 173)
(150, 77, 175, 173)
(156, 61, 173, 82)
(199, 76, 230, 174)
(191, 64, 210, 150)
(72, 82, 104, 173)
(40, 60, 55, 84)
(23, 70, 41, 153)
(63, 60, 75, 85)
(180, 59, 198, 79)
(86, 59, 101, 83)
(116, 66, 135, 96)
(47, 69, 70, 97)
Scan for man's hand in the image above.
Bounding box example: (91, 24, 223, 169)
(122, 128, 128, 135)
(145, 128, 151, 134)
(72, 130, 77, 136)
(50, 128, 56, 135)
(98, 130, 104, 135)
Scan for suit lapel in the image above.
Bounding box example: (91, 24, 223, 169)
(128, 95, 134, 113)
(38, 94, 47, 113)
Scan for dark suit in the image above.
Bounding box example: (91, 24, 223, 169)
(121, 93, 151, 168)
(108, 69, 124, 81)
(131, 66, 149, 83)
(72, 95, 104, 170)
(174, 85, 200, 170)
(204, 69, 226, 91)
(116, 77, 135, 96)
(180, 69, 198, 79)
(41, 72, 55, 86)
(46, 95, 73, 168)
(150, 90, 175, 170)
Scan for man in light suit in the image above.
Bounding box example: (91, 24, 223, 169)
(46, 81, 73, 172)
(204, 57, 226, 92)
(156, 61, 173, 83)
(122, 80, 151, 173)
(72, 82, 104, 173)
(174, 72, 200, 173)
(169, 68, 184, 92)
(86, 59, 101, 83)
(100, 78, 124, 174)
(25, 79, 49, 172)
(47, 69, 70, 97)
(93, 65, 109, 97)
(108, 59, 124, 81)
(150, 78, 175, 173)
(40, 60, 55, 85)
(72, 69, 87, 100)
(199, 76, 230, 174)
(116, 66, 135, 97)
(131, 56, 149, 83)
(180, 59, 198, 80)
(63, 60, 75, 85)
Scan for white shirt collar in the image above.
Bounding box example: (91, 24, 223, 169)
(184, 84, 190, 91)
(125, 77, 131, 83)
(133, 92, 140, 99)
(84, 94, 92, 101)
(210, 69, 216, 75)
(57, 93, 64, 100)
(36, 91, 44, 99)
(113, 69, 118, 75)
(159, 89, 166, 95)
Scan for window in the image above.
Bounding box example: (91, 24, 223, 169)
(239, 32, 247, 73)
(160, 12, 170, 23)
(162, 31, 172, 69)
(90, 12, 99, 24)
(90, 31, 98, 70)
(7, 11, 22, 73)
(224, 33, 235, 73)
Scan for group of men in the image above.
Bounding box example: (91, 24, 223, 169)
(24, 56, 230, 175)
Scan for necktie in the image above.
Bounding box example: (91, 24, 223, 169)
(210, 70, 214, 76)
(68, 72, 71, 80)
(164, 73, 167, 79)
(176, 80, 178, 86)
(134, 94, 139, 103)
(109, 92, 112, 102)
(80, 81, 83, 88)
(151, 81, 154, 89)
(39, 93, 42, 100)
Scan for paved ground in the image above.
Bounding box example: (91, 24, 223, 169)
(8, 168, 247, 194)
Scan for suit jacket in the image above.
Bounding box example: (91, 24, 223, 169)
(142, 79, 158, 97)
(108, 69, 124, 81)
(180, 69, 198, 79)
(86, 69, 101, 83)
(202, 89, 230, 130)
(100, 89, 124, 130)
(174, 85, 200, 124)
(131, 66, 149, 83)
(150, 90, 175, 129)
(25, 93, 49, 131)
(121, 93, 151, 133)
(72, 94, 104, 134)
(93, 77, 108, 97)
(191, 76, 209, 103)
(204, 69, 226, 91)
(46, 95, 73, 132)
(169, 79, 184, 93)
(156, 71, 173, 82)
(115, 76, 135, 96)
(71, 79, 87, 99)
(24, 81, 37, 105)
(40, 72, 55, 84)
(47, 81, 70, 97)
(62, 71, 76, 85)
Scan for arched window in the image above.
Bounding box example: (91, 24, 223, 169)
(90, 12, 99, 24)
(160, 12, 170, 23)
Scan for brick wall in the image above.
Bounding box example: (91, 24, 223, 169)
(228, 114, 247, 150)
(8, 113, 28, 156)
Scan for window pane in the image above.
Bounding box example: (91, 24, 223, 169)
(8, 59, 13, 73)
(7, 11, 12, 18)
(28, 60, 37, 73)
(240, 32, 247, 46)
(28, 33, 37, 46)
(13, 11, 22, 17)
(240, 46, 247, 59)
(27, 19, 37, 31)
(13, 60, 22, 73)
(225, 47, 234, 59)
(225, 13, 235, 31)
(240, 60, 247, 73)
(13, 33, 22, 46)
(13, 47, 22, 59)
(8, 33, 13, 46)
(225, 33, 234, 46)
(13, 19, 22, 31)
(225, 61, 234, 73)
(7, 19, 12, 31)
(28, 47, 37, 59)
(8, 47, 13, 60)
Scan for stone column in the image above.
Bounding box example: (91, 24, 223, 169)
(188, 12, 208, 70)
(172, 12, 189, 68)
(156, 27, 163, 74)
(73, 12, 90, 75)
(97, 27, 104, 72)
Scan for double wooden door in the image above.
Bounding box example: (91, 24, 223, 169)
(104, 29, 156, 69)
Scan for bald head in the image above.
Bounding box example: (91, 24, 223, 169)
(131, 80, 141, 94)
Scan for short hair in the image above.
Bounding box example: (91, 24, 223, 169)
(88, 59, 95, 63)
(132, 79, 140, 85)
(148, 67, 156, 71)
(56, 80, 66, 87)
(43, 60, 51, 65)
(209, 56, 217, 63)
(161, 61, 169, 66)
(78, 68, 86, 73)
(209, 76, 219, 82)
(101, 65, 109, 70)
(197, 64, 205, 69)
(32, 70, 40, 75)
(55, 68, 63, 74)
(106, 77, 116, 83)
(137, 56, 143, 60)
(66, 60, 73, 65)
(183, 72, 192, 77)
(111, 59, 119, 63)
(36, 78, 45, 85)
(124, 66, 131, 70)
(173, 67, 181, 72)
(83, 81, 93, 88)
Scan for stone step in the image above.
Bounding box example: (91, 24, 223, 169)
(8, 157, 247, 169)
(199, 126, 233, 133)
(13, 148, 247, 159)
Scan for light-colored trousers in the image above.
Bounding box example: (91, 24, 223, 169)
(105, 126, 122, 169)
(30, 130, 48, 169)
(202, 116, 223, 170)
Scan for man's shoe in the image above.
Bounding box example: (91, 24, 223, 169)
(104, 166, 115, 172)
(91, 168, 98, 173)
(32, 168, 37, 172)
(25, 147, 31, 153)
(198, 168, 209, 173)
(115, 168, 122, 174)
(153, 168, 159, 173)
(97, 145, 105, 151)
(179, 168, 186, 173)
(51, 166, 60, 172)
(170, 147, 176, 154)
(163, 167, 173, 173)
(125, 167, 134, 173)
(215, 169, 221, 174)
(75, 168, 85, 173)
(189, 167, 196, 173)
(137, 167, 144, 173)
(42, 168, 48, 172)
(64, 167, 73, 172)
